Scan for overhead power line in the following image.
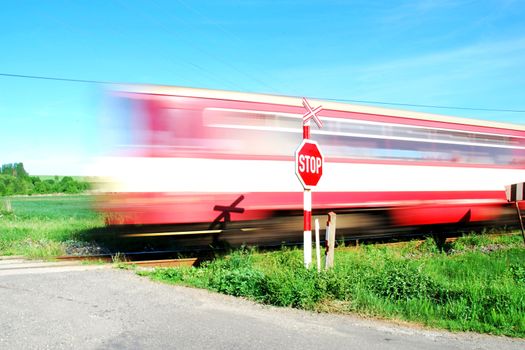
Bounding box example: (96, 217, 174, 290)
(0, 72, 120, 85)
(1, 72, 524, 113)
(318, 97, 525, 113)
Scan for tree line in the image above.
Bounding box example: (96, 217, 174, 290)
(0, 163, 90, 196)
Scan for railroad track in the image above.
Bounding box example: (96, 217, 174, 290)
(56, 231, 515, 269)
(56, 249, 205, 268)
(4, 233, 505, 276)
(0, 256, 109, 276)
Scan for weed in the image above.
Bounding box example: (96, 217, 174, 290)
(417, 237, 440, 255)
(368, 262, 437, 301)
(112, 252, 128, 263)
(509, 263, 525, 284)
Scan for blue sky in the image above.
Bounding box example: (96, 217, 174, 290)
(1, 0, 524, 175)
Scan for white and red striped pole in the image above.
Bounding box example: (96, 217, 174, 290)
(303, 119, 312, 268)
(297, 97, 323, 268)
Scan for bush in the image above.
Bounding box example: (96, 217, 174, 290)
(261, 267, 324, 308)
(509, 263, 525, 284)
(212, 267, 266, 298)
(368, 261, 438, 301)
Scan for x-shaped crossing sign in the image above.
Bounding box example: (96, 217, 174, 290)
(209, 195, 245, 230)
(302, 97, 323, 128)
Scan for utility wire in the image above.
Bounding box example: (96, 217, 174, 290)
(317, 97, 525, 113)
(0, 72, 119, 85)
(1, 72, 524, 114)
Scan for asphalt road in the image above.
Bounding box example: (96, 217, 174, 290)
(0, 262, 524, 350)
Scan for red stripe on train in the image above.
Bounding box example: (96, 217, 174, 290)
(98, 190, 508, 226)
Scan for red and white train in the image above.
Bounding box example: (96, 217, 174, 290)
(94, 85, 525, 234)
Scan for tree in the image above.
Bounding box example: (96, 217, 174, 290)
(4, 177, 15, 196)
(15, 163, 29, 178)
(0, 163, 91, 195)
(0, 181, 6, 196)
(1, 163, 29, 178)
(57, 176, 74, 193)
(1, 164, 13, 176)
(13, 178, 29, 194)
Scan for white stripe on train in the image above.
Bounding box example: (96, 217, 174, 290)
(94, 156, 525, 194)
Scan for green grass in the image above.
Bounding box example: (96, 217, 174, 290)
(7, 195, 96, 219)
(144, 234, 525, 337)
(0, 195, 104, 258)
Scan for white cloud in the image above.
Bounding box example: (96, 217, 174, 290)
(276, 36, 525, 109)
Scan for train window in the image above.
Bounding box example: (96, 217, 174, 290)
(194, 107, 525, 165)
(311, 116, 525, 165)
(512, 148, 525, 164)
(332, 118, 518, 165)
(163, 108, 208, 150)
(202, 108, 300, 156)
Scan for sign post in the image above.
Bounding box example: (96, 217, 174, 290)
(325, 212, 336, 269)
(295, 98, 324, 268)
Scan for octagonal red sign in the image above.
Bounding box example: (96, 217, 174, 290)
(295, 139, 324, 189)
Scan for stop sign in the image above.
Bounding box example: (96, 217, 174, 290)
(295, 139, 324, 189)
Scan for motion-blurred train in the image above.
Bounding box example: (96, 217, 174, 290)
(94, 85, 525, 239)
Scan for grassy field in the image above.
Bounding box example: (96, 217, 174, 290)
(144, 234, 525, 337)
(0, 195, 104, 257)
